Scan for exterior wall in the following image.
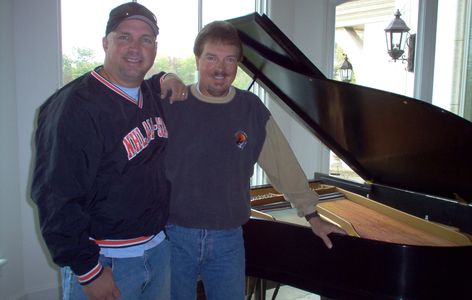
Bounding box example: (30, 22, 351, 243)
(334, 0, 416, 96)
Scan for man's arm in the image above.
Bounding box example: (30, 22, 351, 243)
(31, 96, 109, 289)
(257, 117, 346, 248)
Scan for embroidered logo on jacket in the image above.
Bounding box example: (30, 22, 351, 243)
(123, 117, 168, 160)
(235, 130, 248, 150)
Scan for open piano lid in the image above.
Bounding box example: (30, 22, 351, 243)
(227, 13, 472, 202)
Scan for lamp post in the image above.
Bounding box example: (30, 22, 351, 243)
(340, 54, 353, 82)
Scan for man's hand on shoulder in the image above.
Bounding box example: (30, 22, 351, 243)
(82, 267, 120, 300)
(160, 73, 188, 103)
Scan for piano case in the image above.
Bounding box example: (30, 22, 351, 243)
(226, 12, 472, 300)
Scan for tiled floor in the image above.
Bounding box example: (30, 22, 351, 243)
(198, 280, 321, 300)
(264, 286, 320, 300)
(243, 278, 322, 300)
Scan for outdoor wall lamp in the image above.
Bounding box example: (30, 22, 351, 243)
(340, 54, 353, 82)
(384, 9, 415, 72)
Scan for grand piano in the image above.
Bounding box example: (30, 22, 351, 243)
(226, 13, 472, 299)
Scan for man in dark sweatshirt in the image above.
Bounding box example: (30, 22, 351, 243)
(162, 20, 346, 300)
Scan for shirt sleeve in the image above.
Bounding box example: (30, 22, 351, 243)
(257, 116, 319, 217)
(31, 93, 102, 278)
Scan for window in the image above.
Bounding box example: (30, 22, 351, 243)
(331, 0, 421, 183)
(137, 0, 198, 84)
(332, 0, 472, 182)
(61, 0, 124, 83)
(432, 0, 469, 119)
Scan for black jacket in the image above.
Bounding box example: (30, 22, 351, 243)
(31, 68, 169, 277)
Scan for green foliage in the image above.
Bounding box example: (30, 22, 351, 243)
(63, 48, 101, 84)
(148, 55, 197, 84)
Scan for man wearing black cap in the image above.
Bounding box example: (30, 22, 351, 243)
(31, 2, 185, 299)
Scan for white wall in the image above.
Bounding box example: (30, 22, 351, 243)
(0, 0, 24, 299)
(0, 0, 333, 299)
(16, 0, 63, 296)
(1, 0, 62, 299)
(268, 0, 334, 177)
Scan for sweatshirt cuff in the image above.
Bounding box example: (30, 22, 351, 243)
(77, 263, 103, 285)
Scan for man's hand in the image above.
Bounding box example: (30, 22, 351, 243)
(160, 73, 188, 103)
(308, 215, 346, 249)
(82, 267, 121, 300)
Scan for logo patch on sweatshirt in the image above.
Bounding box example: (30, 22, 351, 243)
(235, 130, 248, 150)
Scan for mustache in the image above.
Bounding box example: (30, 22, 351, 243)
(212, 71, 228, 77)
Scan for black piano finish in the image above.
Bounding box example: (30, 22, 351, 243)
(243, 218, 472, 300)
(226, 13, 472, 299)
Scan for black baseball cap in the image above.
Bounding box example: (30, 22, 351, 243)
(106, 2, 159, 36)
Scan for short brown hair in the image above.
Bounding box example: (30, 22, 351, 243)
(193, 21, 243, 61)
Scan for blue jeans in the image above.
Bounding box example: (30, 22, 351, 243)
(61, 239, 171, 300)
(165, 225, 245, 300)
